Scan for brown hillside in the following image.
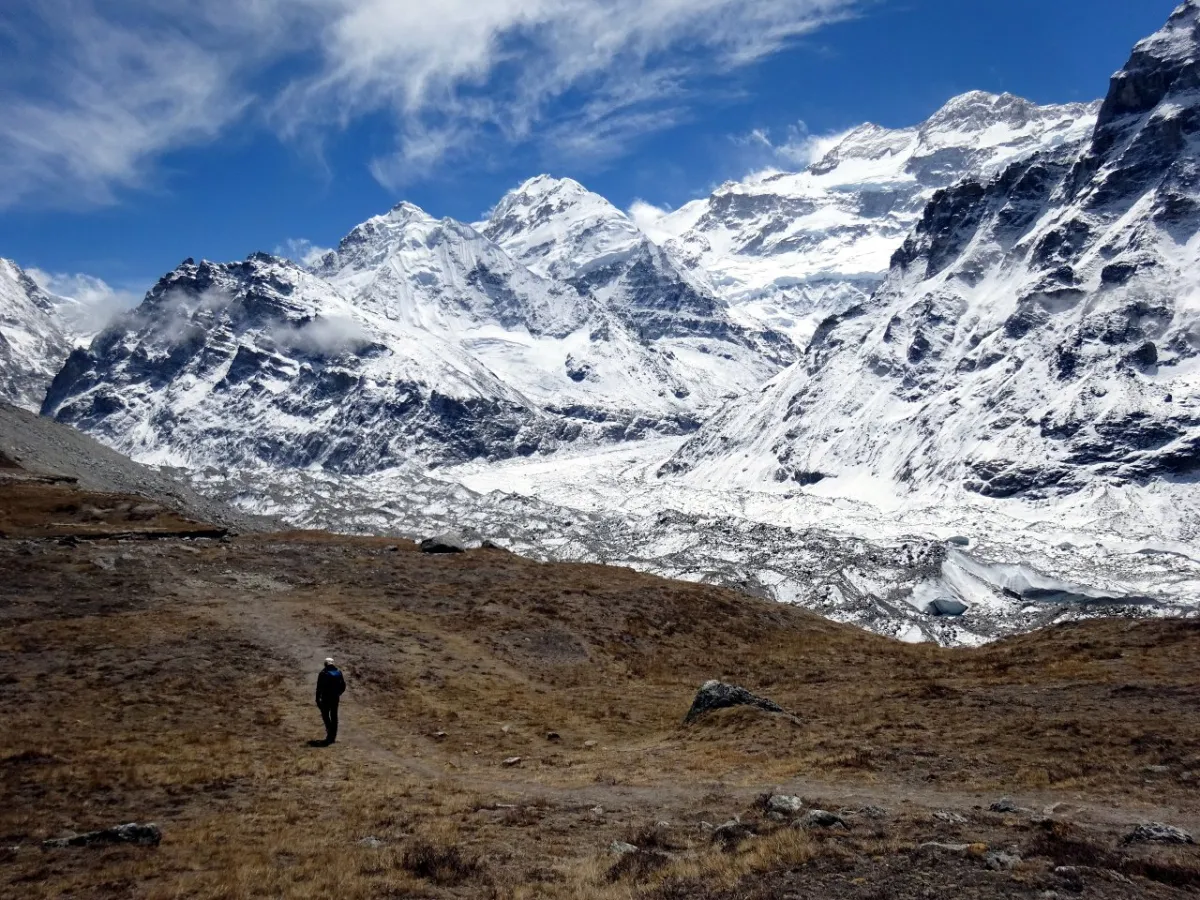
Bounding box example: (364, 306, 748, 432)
(3, 474, 1200, 898)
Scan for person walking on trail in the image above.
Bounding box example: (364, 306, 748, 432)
(316, 658, 346, 744)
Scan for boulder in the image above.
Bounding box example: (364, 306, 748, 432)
(986, 851, 1021, 871)
(800, 809, 846, 829)
(419, 537, 466, 554)
(766, 795, 804, 816)
(989, 798, 1022, 814)
(683, 680, 784, 724)
(609, 841, 639, 856)
(43, 822, 162, 849)
(711, 819, 752, 848)
(1124, 823, 1195, 845)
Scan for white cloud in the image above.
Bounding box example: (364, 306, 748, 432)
(627, 199, 677, 243)
(0, 0, 862, 205)
(26, 268, 144, 338)
(733, 122, 851, 175)
(275, 238, 334, 268)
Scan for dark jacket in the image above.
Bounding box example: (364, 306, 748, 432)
(316, 665, 346, 706)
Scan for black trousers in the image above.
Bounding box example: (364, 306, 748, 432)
(318, 699, 339, 742)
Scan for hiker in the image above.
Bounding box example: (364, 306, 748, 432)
(315, 658, 346, 744)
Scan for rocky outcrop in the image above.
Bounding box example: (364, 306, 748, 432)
(683, 680, 784, 724)
(1124, 822, 1195, 845)
(43, 822, 162, 848)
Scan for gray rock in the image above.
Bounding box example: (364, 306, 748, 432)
(43, 822, 162, 849)
(858, 805, 890, 820)
(609, 841, 639, 856)
(986, 851, 1022, 871)
(419, 536, 466, 554)
(502, 756, 522, 767)
(683, 680, 784, 724)
(766, 794, 804, 816)
(933, 810, 968, 825)
(1124, 822, 1195, 845)
(357, 836, 384, 848)
(989, 798, 1022, 814)
(800, 809, 846, 829)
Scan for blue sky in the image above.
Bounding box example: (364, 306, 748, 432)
(0, 0, 1181, 308)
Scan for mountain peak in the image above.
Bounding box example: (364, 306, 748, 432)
(483, 174, 640, 282)
(1099, 0, 1200, 127)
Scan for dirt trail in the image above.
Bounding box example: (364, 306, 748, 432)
(193, 572, 1200, 836)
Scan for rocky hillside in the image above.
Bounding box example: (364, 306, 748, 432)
(0, 259, 74, 412)
(664, 0, 1200, 504)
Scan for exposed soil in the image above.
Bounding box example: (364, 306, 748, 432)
(3, 473, 1200, 898)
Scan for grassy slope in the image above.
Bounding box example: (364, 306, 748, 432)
(3, 476, 1200, 898)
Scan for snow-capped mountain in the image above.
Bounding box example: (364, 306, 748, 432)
(651, 92, 1100, 341)
(42, 190, 791, 472)
(483, 175, 795, 365)
(664, 0, 1200, 504)
(0, 259, 75, 412)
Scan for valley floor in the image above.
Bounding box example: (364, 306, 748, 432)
(3, 473, 1200, 898)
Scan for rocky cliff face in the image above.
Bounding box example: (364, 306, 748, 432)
(0, 259, 74, 412)
(664, 1, 1200, 501)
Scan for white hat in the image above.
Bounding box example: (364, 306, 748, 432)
(324, 658, 334, 666)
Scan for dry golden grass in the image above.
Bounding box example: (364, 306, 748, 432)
(3, 478, 1200, 897)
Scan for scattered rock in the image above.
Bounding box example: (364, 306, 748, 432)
(933, 811, 968, 825)
(711, 819, 751, 847)
(609, 841, 639, 856)
(502, 756, 522, 767)
(766, 794, 804, 816)
(1124, 822, 1195, 845)
(419, 537, 465, 554)
(43, 822, 162, 849)
(357, 836, 384, 848)
(590, 807, 604, 818)
(683, 680, 784, 724)
(583, 740, 598, 749)
(799, 809, 846, 829)
(1042, 802, 1081, 817)
(986, 851, 1022, 871)
(858, 805, 890, 819)
(989, 798, 1023, 814)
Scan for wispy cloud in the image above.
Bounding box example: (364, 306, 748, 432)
(733, 122, 851, 175)
(274, 238, 334, 268)
(26, 267, 144, 336)
(0, 0, 861, 206)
